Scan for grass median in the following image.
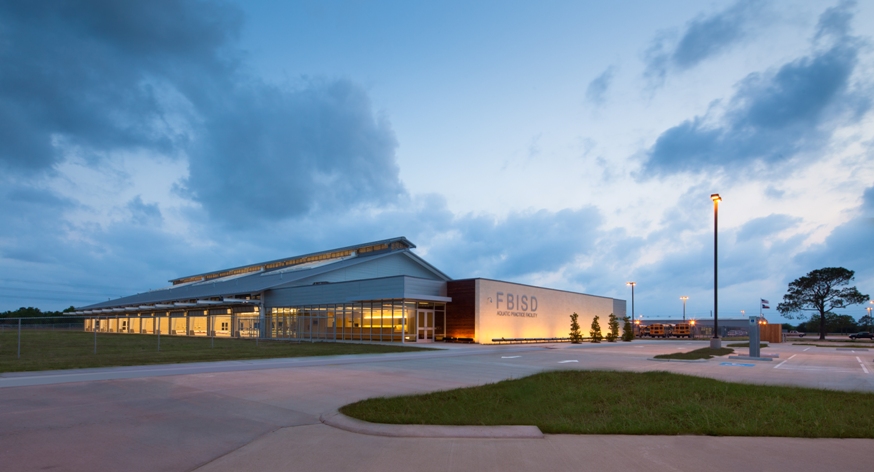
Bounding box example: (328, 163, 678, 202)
(726, 342, 768, 348)
(341, 370, 874, 437)
(653, 347, 733, 360)
(0, 330, 430, 373)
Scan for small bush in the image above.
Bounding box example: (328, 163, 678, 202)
(569, 313, 583, 344)
(621, 316, 634, 342)
(606, 313, 619, 342)
(590, 315, 603, 343)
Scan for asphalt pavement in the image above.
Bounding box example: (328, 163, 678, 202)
(1, 340, 872, 471)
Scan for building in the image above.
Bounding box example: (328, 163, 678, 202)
(634, 317, 773, 339)
(73, 237, 625, 344)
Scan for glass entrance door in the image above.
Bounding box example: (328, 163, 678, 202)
(417, 309, 434, 342)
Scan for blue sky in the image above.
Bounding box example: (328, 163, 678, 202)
(1, 0, 872, 323)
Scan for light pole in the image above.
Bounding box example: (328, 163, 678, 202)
(680, 296, 688, 321)
(711, 193, 722, 349)
(627, 281, 636, 330)
(867, 302, 872, 331)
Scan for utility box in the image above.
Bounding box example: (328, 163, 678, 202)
(748, 316, 760, 358)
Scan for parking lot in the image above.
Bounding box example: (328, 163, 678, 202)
(1, 340, 872, 472)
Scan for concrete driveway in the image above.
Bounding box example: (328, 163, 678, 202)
(1, 340, 872, 471)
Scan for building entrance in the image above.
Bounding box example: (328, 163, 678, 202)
(417, 309, 435, 342)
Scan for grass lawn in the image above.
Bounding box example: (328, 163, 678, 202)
(726, 342, 769, 348)
(341, 370, 874, 437)
(0, 329, 430, 373)
(653, 347, 733, 360)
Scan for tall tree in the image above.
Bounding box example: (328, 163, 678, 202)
(777, 267, 869, 340)
(859, 314, 874, 332)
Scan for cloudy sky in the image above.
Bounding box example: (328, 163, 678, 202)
(2, 0, 873, 322)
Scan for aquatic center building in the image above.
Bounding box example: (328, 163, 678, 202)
(74, 237, 625, 344)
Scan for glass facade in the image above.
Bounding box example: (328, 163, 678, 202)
(84, 299, 445, 343)
(269, 300, 445, 342)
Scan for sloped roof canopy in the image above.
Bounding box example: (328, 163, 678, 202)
(79, 237, 450, 310)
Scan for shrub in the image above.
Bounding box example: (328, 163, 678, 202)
(569, 312, 583, 343)
(606, 313, 619, 342)
(590, 315, 603, 343)
(621, 316, 634, 342)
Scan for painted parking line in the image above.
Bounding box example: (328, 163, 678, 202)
(857, 357, 870, 374)
(803, 347, 811, 352)
(558, 360, 578, 364)
(774, 354, 796, 369)
(774, 365, 859, 373)
(501, 356, 521, 359)
(720, 362, 755, 367)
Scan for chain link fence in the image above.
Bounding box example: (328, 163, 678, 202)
(0, 314, 336, 373)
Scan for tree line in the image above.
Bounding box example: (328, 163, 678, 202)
(0, 306, 78, 324)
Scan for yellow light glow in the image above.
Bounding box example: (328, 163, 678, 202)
(711, 193, 722, 202)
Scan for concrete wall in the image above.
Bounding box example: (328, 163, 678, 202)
(474, 279, 617, 343)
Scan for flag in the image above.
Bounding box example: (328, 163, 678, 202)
(761, 299, 770, 309)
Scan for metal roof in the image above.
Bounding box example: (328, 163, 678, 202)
(168, 236, 415, 284)
(77, 239, 449, 311)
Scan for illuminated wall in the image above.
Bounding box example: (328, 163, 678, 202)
(474, 279, 619, 343)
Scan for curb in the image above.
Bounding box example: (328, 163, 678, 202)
(646, 358, 708, 363)
(727, 355, 773, 362)
(320, 410, 544, 439)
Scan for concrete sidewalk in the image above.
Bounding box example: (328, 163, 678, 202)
(196, 424, 874, 472)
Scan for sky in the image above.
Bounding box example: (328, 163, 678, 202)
(1, 0, 873, 323)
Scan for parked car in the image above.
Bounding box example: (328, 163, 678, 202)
(848, 332, 874, 340)
(786, 330, 805, 337)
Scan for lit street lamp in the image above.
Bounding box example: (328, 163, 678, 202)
(867, 302, 872, 331)
(680, 296, 688, 321)
(627, 281, 636, 329)
(711, 193, 722, 349)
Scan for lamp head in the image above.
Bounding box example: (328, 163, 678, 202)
(711, 193, 722, 202)
(680, 296, 688, 301)
(626, 281, 636, 287)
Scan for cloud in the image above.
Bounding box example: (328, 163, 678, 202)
(126, 196, 163, 227)
(180, 78, 405, 224)
(793, 185, 874, 288)
(0, 0, 241, 174)
(736, 214, 801, 242)
(644, 0, 762, 83)
(0, 0, 406, 226)
(432, 207, 603, 279)
(642, 4, 869, 177)
(815, 0, 856, 42)
(585, 67, 614, 105)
